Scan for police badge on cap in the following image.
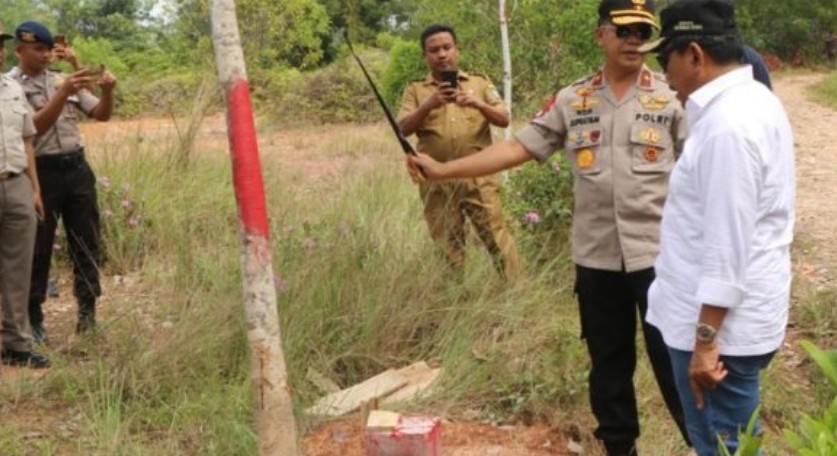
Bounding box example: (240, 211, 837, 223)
(599, 0, 659, 28)
(14, 21, 55, 49)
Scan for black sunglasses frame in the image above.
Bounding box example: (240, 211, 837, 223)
(611, 24, 654, 41)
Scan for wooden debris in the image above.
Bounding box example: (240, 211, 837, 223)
(306, 361, 442, 418)
(359, 398, 379, 428)
(306, 369, 407, 417)
(382, 362, 441, 405)
(365, 409, 400, 430)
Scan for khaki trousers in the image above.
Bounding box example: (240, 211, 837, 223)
(420, 175, 520, 280)
(0, 174, 36, 352)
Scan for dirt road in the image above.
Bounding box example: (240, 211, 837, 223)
(775, 73, 837, 286)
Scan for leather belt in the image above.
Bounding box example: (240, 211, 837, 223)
(0, 171, 21, 180)
(36, 148, 86, 171)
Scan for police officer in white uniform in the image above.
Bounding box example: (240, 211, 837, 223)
(0, 26, 49, 368)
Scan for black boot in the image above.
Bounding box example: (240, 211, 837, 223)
(77, 298, 97, 334)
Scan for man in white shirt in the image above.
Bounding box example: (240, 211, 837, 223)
(641, 1, 795, 454)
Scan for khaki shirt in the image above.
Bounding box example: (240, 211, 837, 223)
(398, 71, 504, 162)
(0, 75, 37, 173)
(8, 67, 100, 156)
(517, 66, 687, 272)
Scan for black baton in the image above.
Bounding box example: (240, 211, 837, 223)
(344, 31, 416, 156)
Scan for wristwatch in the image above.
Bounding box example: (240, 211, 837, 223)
(695, 323, 718, 344)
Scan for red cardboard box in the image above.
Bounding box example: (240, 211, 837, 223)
(364, 415, 442, 456)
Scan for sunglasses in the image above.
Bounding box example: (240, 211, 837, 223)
(604, 24, 654, 41)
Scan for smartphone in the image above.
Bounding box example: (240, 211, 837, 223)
(54, 34, 67, 47)
(440, 69, 458, 89)
(85, 64, 106, 84)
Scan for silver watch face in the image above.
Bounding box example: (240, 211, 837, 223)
(696, 324, 716, 342)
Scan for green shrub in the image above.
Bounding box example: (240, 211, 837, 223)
(504, 156, 574, 231)
(785, 341, 837, 455)
(502, 155, 574, 262)
(380, 38, 426, 109)
(269, 49, 389, 126)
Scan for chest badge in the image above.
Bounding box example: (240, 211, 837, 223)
(571, 87, 600, 110)
(640, 127, 661, 144)
(638, 94, 670, 111)
(577, 148, 595, 170)
(644, 147, 660, 163)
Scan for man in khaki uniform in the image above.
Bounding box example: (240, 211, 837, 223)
(8, 21, 116, 343)
(0, 27, 49, 368)
(398, 23, 520, 280)
(406, 2, 688, 455)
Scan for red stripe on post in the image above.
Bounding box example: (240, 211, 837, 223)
(227, 78, 270, 238)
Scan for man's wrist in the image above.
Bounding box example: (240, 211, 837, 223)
(695, 322, 718, 345)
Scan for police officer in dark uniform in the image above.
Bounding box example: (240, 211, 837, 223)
(8, 21, 117, 341)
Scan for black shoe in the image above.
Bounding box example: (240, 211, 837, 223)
(77, 299, 97, 334)
(76, 314, 97, 334)
(32, 323, 49, 345)
(1, 349, 51, 368)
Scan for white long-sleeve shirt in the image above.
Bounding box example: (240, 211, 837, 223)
(647, 66, 795, 356)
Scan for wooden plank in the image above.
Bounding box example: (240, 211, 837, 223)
(306, 369, 407, 417)
(382, 363, 442, 405)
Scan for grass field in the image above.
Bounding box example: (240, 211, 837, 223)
(808, 71, 837, 109)
(0, 103, 833, 455)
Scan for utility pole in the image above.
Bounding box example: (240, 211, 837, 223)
(210, 1, 300, 455)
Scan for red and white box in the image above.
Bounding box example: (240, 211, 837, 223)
(364, 412, 442, 456)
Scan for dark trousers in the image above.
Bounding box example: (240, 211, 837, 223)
(575, 265, 689, 449)
(29, 155, 101, 328)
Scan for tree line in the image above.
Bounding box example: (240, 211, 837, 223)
(1, 0, 834, 118)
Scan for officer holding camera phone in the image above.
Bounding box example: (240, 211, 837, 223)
(51, 34, 82, 71)
(397, 24, 521, 280)
(7, 21, 116, 345)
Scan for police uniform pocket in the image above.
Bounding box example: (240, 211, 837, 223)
(630, 124, 673, 173)
(21, 86, 46, 111)
(566, 128, 602, 175)
(0, 102, 28, 132)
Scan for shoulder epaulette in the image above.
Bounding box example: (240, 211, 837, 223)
(571, 70, 604, 88)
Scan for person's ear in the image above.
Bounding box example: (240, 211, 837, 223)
(688, 42, 703, 66)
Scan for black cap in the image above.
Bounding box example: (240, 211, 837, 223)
(639, 0, 738, 53)
(599, 0, 658, 28)
(15, 21, 54, 49)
